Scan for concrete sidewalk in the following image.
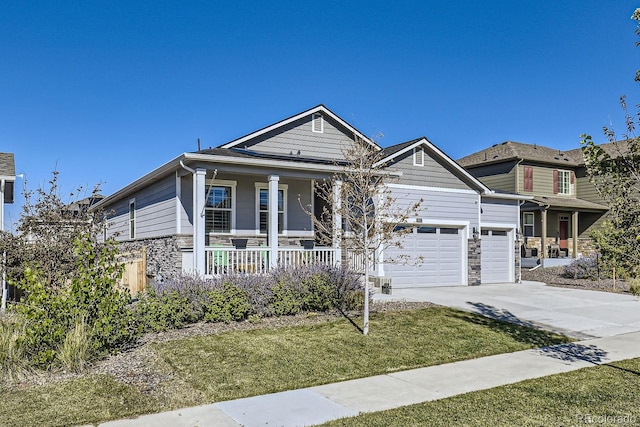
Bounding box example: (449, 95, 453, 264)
(99, 331, 640, 427)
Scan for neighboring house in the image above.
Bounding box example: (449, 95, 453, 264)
(0, 152, 16, 309)
(458, 141, 609, 261)
(92, 106, 526, 287)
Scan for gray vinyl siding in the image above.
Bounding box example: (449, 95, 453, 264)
(389, 186, 479, 230)
(207, 173, 313, 235)
(387, 149, 473, 190)
(465, 162, 516, 193)
(106, 174, 177, 241)
(240, 115, 356, 161)
(481, 198, 519, 225)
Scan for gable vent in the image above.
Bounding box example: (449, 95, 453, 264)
(312, 113, 324, 133)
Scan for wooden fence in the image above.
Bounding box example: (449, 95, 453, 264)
(118, 247, 147, 295)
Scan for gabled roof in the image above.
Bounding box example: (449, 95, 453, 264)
(564, 139, 633, 162)
(220, 104, 379, 151)
(458, 141, 582, 168)
(375, 137, 491, 194)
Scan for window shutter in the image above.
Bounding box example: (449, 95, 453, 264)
(524, 166, 533, 192)
(570, 171, 575, 184)
(553, 169, 559, 194)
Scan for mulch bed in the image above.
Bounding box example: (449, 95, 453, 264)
(521, 265, 631, 294)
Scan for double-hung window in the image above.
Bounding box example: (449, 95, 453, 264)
(555, 170, 573, 195)
(523, 212, 534, 237)
(256, 183, 287, 234)
(205, 181, 235, 233)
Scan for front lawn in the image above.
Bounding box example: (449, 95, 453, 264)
(153, 306, 567, 401)
(0, 306, 569, 426)
(322, 358, 640, 426)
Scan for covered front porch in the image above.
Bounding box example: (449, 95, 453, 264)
(520, 196, 608, 267)
(178, 159, 346, 276)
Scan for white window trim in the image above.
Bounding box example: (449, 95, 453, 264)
(558, 170, 573, 195)
(523, 212, 535, 237)
(128, 198, 136, 240)
(413, 147, 424, 166)
(255, 182, 288, 235)
(205, 179, 237, 234)
(312, 113, 324, 133)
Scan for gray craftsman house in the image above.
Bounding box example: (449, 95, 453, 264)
(93, 105, 526, 288)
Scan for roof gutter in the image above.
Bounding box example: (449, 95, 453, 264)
(91, 152, 402, 211)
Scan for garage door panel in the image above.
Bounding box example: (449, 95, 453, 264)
(481, 229, 511, 283)
(387, 226, 464, 288)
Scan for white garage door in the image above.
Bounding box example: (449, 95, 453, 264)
(481, 229, 512, 283)
(386, 226, 464, 287)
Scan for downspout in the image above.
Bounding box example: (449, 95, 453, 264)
(180, 160, 197, 273)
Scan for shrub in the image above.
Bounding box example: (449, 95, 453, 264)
(630, 278, 640, 296)
(268, 282, 301, 316)
(13, 236, 138, 368)
(134, 290, 197, 333)
(133, 265, 362, 329)
(563, 255, 600, 280)
(204, 283, 251, 323)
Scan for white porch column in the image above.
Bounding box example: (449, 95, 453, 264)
(194, 168, 207, 275)
(268, 175, 279, 269)
(332, 180, 342, 265)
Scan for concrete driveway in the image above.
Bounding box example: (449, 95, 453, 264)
(374, 281, 640, 339)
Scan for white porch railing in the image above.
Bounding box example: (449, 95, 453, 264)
(204, 246, 338, 276)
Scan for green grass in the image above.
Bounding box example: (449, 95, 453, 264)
(0, 306, 569, 426)
(153, 307, 568, 401)
(0, 375, 163, 427)
(323, 358, 640, 427)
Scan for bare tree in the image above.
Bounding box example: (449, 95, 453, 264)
(301, 136, 422, 335)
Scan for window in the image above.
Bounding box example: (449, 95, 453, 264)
(417, 226, 436, 234)
(413, 147, 424, 166)
(554, 169, 573, 195)
(523, 166, 533, 192)
(205, 182, 235, 233)
(523, 212, 534, 237)
(256, 184, 287, 234)
(440, 228, 459, 235)
(312, 113, 323, 133)
(129, 199, 135, 239)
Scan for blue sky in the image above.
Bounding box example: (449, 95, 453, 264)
(1, 1, 638, 231)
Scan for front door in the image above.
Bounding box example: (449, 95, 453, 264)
(559, 215, 569, 250)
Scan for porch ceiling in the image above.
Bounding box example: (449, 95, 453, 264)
(523, 195, 608, 212)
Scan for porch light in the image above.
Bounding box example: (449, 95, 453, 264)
(472, 227, 479, 242)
